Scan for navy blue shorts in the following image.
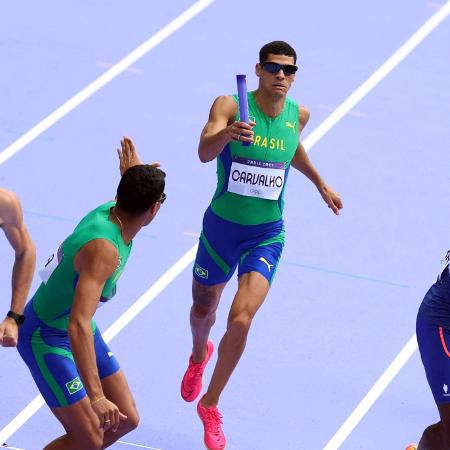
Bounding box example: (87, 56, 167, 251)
(417, 268, 450, 405)
(18, 301, 120, 408)
(193, 207, 284, 286)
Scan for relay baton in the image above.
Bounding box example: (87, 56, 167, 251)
(236, 74, 251, 147)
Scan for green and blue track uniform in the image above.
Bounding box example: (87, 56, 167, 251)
(193, 92, 299, 285)
(18, 202, 132, 408)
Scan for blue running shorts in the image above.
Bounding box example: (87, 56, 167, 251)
(18, 301, 120, 408)
(193, 207, 285, 286)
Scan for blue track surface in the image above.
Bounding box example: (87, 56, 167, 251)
(1, 1, 450, 449)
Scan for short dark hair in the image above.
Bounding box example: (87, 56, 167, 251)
(116, 165, 165, 214)
(259, 41, 297, 64)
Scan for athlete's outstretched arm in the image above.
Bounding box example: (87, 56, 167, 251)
(0, 189, 36, 347)
(291, 107, 343, 215)
(69, 240, 126, 432)
(198, 96, 254, 163)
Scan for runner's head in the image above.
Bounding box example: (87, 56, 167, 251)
(259, 41, 297, 65)
(116, 165, 166, 225)
(256, 41, 298, 97)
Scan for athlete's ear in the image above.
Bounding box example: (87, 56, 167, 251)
(149, 202, 160, 216)
(255, 63, 262, 78)
(142, 203, 159, 226)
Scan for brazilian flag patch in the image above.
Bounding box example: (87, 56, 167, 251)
(65, 376, 84, 395)
(195, 263, 208, 279)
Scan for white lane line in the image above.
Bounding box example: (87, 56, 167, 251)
(117, 440, 164, 449)
(0, 0, 215, 166)
(303, 0, 450, 151)
(0, 396, 44, 448)
(323, 335, 418, 450)
(95, 61, 144, 75)
(0, 244, 198, 444)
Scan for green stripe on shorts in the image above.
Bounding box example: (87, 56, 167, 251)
(200, 232, 231, 276)
(32, 328, 75, 407)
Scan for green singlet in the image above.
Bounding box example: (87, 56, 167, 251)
(210, 91, 299, 225)
(33, 201, 132, 331)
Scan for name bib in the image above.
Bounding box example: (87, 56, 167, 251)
(228, 157, 285, 200)
(438, 250, 450, 280)
(39, 245, 63, 284)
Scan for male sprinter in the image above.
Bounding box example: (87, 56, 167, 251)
(17, 137, 166, 450)
(0, 188, 35, 347)
(181, 41, 343, 449)
(414, 250, 450, 449)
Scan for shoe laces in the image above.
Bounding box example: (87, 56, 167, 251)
(187, 361, 203, 381)
(204, 408, 223, 435)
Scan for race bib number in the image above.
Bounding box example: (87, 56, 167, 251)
(228, 157, 285, 200)
(39, 245, 63, 284)
(438, 250, 450, 280)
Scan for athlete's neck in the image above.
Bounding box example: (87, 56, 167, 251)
(252, 89, 286, 118)
(109, 207, 140, 245)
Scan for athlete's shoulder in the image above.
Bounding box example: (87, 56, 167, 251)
(75, 237, 119, 277)
(211, 95, 238, 117)
(298, 105, 310, 130)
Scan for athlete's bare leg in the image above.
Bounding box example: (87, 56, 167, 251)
(201, 271, 270, 407)
(191, 280, 226, 363)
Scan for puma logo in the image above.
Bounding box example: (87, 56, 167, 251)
(285, 121, 296, 133)
(259, 257, 274, 272)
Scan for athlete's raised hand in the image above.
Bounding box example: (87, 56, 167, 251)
(90, 396, 127, 433)
(117, 136, 160, 176)
(319, 184, 343, 215)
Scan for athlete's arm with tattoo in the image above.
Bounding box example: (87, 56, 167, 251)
(0, 189, 36, 347)
(69, 240, 126, 431)
(198, 96, 254, 163)
(291, 107, 343, 215)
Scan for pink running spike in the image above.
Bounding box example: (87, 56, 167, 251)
(181, 340, 214, 402)
(197, 398, 226, 450)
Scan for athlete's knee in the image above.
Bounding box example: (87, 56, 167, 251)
(192, 301, 217, 320)
(192, 281, 221, 313)
(72, 428, 103, 450)
(87, 435, 103, 450)
(227, 310, 253, 341)
(123, 408, 140, 432)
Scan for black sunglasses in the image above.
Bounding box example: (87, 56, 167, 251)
(261, 62, 298, 76)
(159, 192, 167, 204)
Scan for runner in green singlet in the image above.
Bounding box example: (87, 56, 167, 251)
(17, 137, 166, 450)
(181, 41, 343, 449)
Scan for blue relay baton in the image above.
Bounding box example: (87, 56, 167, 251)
(236, 74, 251, 147)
